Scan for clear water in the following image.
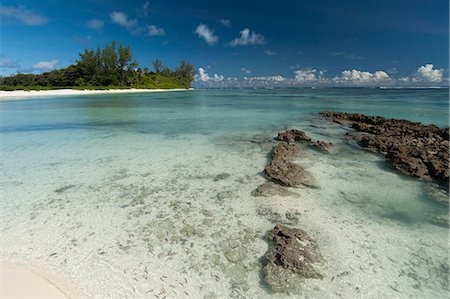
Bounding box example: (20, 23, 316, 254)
(0, 88, 448, 298)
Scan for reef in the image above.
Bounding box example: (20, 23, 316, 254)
(320, 111, 449, 189)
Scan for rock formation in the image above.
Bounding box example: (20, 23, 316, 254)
(263, 142, 312, 187)
(276, 129, 312, 143)
(320, 111, 449, 188)
(262, 224, 323, 291)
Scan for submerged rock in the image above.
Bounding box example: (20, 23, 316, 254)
(262, 224, 323, 292)
(276, 129, 312, 143)
(310, 140, 335, 153)
(277, 129, 335, 155)
(251, 182, 298, 197)
(54, 184, 76, 194)
(213, 172, 231, 181)
(320, 111, 450, 189)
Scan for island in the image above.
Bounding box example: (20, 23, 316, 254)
(0, 41, 196, 94)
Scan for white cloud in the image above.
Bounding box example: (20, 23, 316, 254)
(196, 67, 210, 82)
(213, 74, 224, 82)
(146, 25, 166, 36)
(334, 69, 390, 84)
(229, 29, 265, 47)
(32, 60, 59, 71)
(86, 19, 104, 31)
(0, 56, 19, 69)
(294, 68, 323, 82)
(247, 75, 285, 82)
(194, 24, 219, 45)
(241, 67, 252, 74)
(415, 64, 443, 83)
(194, 64, 448, 88)
(110, 11, 138, 32)
(0, 4, 48, 25)
(264, 50, 276, 55)
(195, 67, 225, 83)
(373, 71, 390, 81)
(218, 18, 231, 28)
(142, 1, 150, 16)
(398, 77, 411, 83)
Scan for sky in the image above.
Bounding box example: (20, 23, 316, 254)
(0, 0, 448, 87)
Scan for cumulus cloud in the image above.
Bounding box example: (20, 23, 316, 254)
(110, 11, 138, 32)
(0, 4, 48, 25)
(333, 69, 390, 84)
(414, 64, 443, 83)
(146, 25, 166, 36)
(294, 68, 324, 82)
(229, 29, 265, 47)
(213, 74, 224, 82)
(195, 64, 448, 88)
(86, 19, 104, 31)
(196, 67, 210, 82)
(195, 67, 224, 82)
(194, 24, 219, 45)
(32, 60, 59, 71)
(218, 18, 231, 28)
(264, 50, 276, 55)
(241, 67, 252, 74)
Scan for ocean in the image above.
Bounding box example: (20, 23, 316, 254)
(0, 88, 448, 298)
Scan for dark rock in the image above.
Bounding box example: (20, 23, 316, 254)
(251, 182, 298, 197)
(54, 184, 76, 194)
(320, 111, 449, 188)
(213, 173, 231, 181)
(271, 142, 302, 161)
(264, 161, 308, 187)
(263, 142, 313, 187)
(263, 224, 323, 291)
(276, 129, 312, 143)
(216, 191, 234, 202)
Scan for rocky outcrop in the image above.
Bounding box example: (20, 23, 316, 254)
(262, 224, 323, 291)
(276, 129, 335, 154)
(264, 142, 312, 187)
(320, 111, 449, 187)
(276, 129, 312, 143)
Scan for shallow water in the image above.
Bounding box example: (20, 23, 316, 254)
(0, 88, 448, 298)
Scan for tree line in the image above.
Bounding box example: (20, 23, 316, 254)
(0, 41, 196, 90)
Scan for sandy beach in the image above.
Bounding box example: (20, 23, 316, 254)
(0, 88, 193, 100)
(0, 265, 70, 298)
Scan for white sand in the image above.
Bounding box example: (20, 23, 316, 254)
(0, 266, 68, 298)
(0, 88, 192, 100)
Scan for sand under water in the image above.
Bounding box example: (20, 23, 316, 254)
(0, 88, 448, 298)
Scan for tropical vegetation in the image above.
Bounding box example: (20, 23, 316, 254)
(0, 41, 196, 90)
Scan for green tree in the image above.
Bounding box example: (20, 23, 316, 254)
(152, 59, 163, 74)
(118, 43, 138, 85)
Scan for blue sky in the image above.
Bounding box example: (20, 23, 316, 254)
(0, 0, 448, 86)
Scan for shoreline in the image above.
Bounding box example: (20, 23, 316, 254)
(0, 88, 193, 101)
(0, 263, 78, 298)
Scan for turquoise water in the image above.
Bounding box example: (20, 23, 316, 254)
(0, 88, 448, 298)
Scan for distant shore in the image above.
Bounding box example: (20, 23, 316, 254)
(0, 88, 193, 100)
